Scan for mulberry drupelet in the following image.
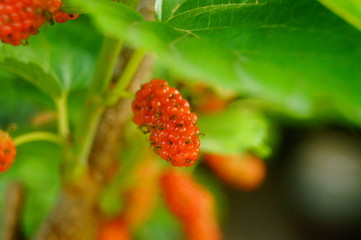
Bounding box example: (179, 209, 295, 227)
(132, 79, 200, 167)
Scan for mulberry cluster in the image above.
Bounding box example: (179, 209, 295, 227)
(132, 79, 200, 167)
(160, 169, 222, 240)
(0, 130, 16, 173)
(0, 0, 78, 46)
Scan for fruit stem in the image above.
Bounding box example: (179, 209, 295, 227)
(14, 132, 63, 146)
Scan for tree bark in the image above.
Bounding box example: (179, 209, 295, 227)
(34, 53, 154, 240)
(1, 182, 25, 240)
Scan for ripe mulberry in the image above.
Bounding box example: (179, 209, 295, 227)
(0, 0, 47, 45)
(0, 0, 78, 46)
(132, 79, 200, 167)
(0, 130, 16, 173)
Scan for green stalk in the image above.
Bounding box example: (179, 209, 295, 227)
(72, 106, 104, 178)
(90, 37, 123, 95)
(107, 48, 146, 105)
(55, 92, 70, 140)
(115, 48, 146, 93)
(14, 132, 63, 146)
(70, 37, 123, 179)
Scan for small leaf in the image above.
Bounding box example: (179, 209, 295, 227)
(198, 107, 270, 155)
(0, 43, 62, 99)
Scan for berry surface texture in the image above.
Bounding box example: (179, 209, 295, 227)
(132, 79, 200, 167)
(0, 0, 78, 45)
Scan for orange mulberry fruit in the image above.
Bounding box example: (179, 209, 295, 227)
(204, 153, 266, 190)
(0, 130, 16, 172)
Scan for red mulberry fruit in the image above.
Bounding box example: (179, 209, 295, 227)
(0, 130, 16, 173)
(0, 0, 48, 45)
(0, 0, 78, 46)
(132, 79, 200, 167)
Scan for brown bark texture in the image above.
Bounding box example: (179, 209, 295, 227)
(1, 182, 25, 240)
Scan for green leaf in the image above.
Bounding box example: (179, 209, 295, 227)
(198, 107, 270, 156)
(0, 43, 62, 99)
(0, 19, 101, 99)
(0, 17, 101, 99)
(155, 0, 187, 21)
(68, 0, 144, 35)
(163, 0, 265, 30)
(74, 0, 361, 124)
(0, 73, 53, 127)
(27, 18, 102, 90)
(319, 0, 361, 31)
(161, 0, 361, 123)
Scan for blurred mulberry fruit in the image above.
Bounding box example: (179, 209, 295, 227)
(0, 130, 16, 172)
(204, 153, 266, 190)
(97, 218, 130, 240)
(160, 169, 222, 240)
(132, 79, 200, 167)
(121, 153, 160, 230)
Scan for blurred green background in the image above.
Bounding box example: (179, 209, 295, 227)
(1, 0, 361, 239)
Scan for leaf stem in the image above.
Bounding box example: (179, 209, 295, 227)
(90, 37, 124, 95)
(14, 132, 63, 146)
(107, 48, 146, 105)
(117, 48, 146, 91)
(73, 105, 104, 176)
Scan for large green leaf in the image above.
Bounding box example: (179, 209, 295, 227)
(319, 0, 361, 31)
(0, 18, 101, 99)
(159, 0, 361, 115)
(70, 0, 361, 124)
(155, 0, 186, 21)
